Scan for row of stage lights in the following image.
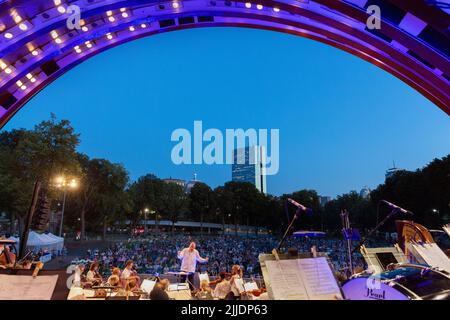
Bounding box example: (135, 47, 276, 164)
(0, 0, 283, 92)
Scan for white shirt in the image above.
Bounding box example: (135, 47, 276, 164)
(121, 268, 132, 280)
(177, 248, 207, 273)
(213, 280, 231, 299)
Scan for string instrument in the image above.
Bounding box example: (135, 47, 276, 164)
(0, 240, 17, 268)
(249, 287, 267, 297)
(208, 273, 232, 287)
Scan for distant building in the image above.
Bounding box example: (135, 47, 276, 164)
(185, 173, 201, 193)
(163, 178, 185, 187)
(163, 174, 201, 193)
(385, 161, 402, 180)
(319, 196, 332, 207)
(232, 146, 267, 194)
(359, 186, 371, 199)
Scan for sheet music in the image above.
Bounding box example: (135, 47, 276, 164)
(243, 281, 259, 292)
(265, 258, 341, 300)
(297, 257, 343, 300)
(0, 274, 58, 300)
(412, 243, 450, 273)
(265, 259, 309, 300)
(140, 279, 156, 293)
(443, 225, 450, 238)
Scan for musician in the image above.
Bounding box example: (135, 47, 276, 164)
(177, 241, 208, 291)
(230, 264, 244, 299)
(195, 280, 213, 300)
(213, 271, 231, 300)
(121, 260, 141, 288)
(150, 279, 170, 300)
(86, 261, 103, 285)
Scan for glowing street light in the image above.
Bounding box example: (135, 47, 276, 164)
(55, 176, 79, 237)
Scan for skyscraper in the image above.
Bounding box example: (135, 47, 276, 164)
(231, 146, 267, 194)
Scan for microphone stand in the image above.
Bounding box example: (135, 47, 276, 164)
(340, 210, 353, 276)
(351, 208, 399, 254)
(276, 208, 301, 252)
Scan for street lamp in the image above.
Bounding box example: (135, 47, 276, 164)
(55, 176, 78, 237)
(144, 208, 149, 235)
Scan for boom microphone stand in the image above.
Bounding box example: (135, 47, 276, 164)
(340, 209, 353, 276)
(351, 203, 412, 254)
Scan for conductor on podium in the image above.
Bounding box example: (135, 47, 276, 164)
(177, 241, 209, 291)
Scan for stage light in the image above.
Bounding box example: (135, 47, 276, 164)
(5, 68, 12, 74)
(57, 6, 66, 14)
(106, 33, 113, 40)
(245, 3, 251, 8)
(55, 38, 62, 44)
(13, 15, 22, 24)
(54, 0, 62, 5)
(273, 7, 280, 12)
(82, 26, 88, 32)
(26, 73, 32, 80)
(108, 16, 115, 22)
(141, 23, 147, 28)
(129, 26, 135, 31)
(120, 8, 126, 12)
(106, 10, 113, 16)
(51, 30, 58, 39)
(0, 60, 7, 70)
(19, 23, 28, 31)
(31, 50, 39, 56)
(4, 32, 13, 39)
(122, 12, 128, 18)
(172, 1, 180, 9)
(74, 46, 82, 54)
(30, 77, 36, 83)
(256, 4, 263, 10)
(85, 41, 92, 48)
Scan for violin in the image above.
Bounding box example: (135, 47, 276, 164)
(249, 288, 267, 297)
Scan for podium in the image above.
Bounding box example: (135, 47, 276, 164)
(259, 252, 343, 300)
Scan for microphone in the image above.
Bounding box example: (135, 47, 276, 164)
(381, 200, 413, 215)
(287, 198, 313, 215)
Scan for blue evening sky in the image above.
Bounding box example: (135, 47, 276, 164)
(3, 28, 450, 197)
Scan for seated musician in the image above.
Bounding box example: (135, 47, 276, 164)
(195, 280, 213, 300)
(121, 260, 141, 288)
(86, 261, 103, 285)
(213, 271, 231, 300)
(150, 279, 170, 300)
(125, 278, 140, 295)
(73, 264, 86, 287)
(230, 265, 244, 300)
(107, 267, 121, 285)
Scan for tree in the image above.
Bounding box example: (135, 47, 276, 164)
(159, 182, 188, 233)
(67, 155, 130, 240)
(0, 115, 80, 234)
(128, 174, 165, 229)
(189, 182, 215, 236)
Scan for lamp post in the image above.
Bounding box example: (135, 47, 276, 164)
(55, 176, 78, 237)
(144, 208, 149, 235)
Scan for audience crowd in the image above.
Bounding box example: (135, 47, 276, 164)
(77, 233, 393, 278)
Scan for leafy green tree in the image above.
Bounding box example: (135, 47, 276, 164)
(159, 182, 188, 233)
(189, 182, 216, 236)
(0, 115, 80, 234)
(128, 174, 165, 229)
(66, 155, 130, 240)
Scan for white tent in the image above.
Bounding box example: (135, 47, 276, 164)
(8, 231, 64, 257)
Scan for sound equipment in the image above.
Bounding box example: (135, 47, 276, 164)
(342, 264, 450, 300)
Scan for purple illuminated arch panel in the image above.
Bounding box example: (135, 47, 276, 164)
(0, 0, 449, 128)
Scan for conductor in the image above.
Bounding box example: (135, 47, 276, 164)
(177, 241, 209, 291)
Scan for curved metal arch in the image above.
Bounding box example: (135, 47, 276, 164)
(0, 0, 448, 128)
